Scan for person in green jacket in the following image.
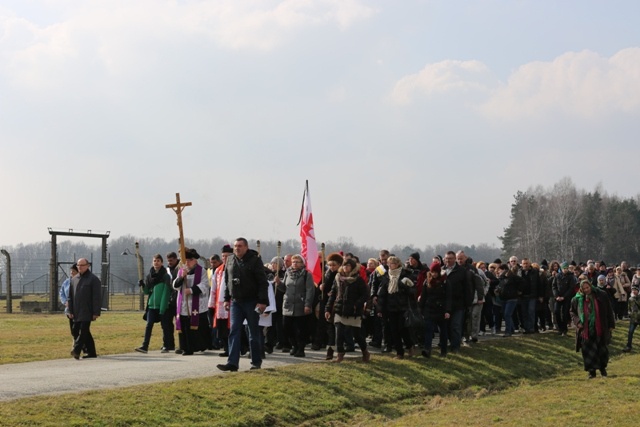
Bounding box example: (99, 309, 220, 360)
(136, 254, 173, 353)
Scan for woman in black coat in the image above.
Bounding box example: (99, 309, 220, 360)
(325, 258, 370, 363)
(377, 256, 415, 359)
(419, 262, 451, 357)
(316, 252, 343, 360)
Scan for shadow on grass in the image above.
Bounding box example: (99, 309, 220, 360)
(260, 332, 613, 426)
(0, 328, 629, 427)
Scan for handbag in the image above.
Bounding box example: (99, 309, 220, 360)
(404, 296, 423, 328)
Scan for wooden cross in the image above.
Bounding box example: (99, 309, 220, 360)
(165, 193, 192, 263)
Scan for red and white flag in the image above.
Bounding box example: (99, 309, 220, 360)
(298, 180, 322, 284)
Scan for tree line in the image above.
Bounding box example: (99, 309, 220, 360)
(500, 177, 640, 265)
(0, 235, 500, 294)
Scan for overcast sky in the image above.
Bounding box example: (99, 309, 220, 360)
(1, 0, 639, 250)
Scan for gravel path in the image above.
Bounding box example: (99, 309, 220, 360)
(1, 332, 511, 402)
(0, 347, 344, 402)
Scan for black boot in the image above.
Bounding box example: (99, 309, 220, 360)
(325, 347, 334, 360)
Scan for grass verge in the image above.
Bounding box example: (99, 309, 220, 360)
(0, 317, 635, 426)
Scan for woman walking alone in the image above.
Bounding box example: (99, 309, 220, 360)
(570, 279, 615, 379)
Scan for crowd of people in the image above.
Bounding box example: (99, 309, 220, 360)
(61, 240, 639, 378)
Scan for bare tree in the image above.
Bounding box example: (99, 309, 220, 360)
(546, 177, 581, 260)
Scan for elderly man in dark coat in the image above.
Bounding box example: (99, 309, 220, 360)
(68, 258, 102, 359)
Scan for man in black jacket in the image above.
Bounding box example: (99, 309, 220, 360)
(552, 262, 577, 336)
(370, 249, 390, 350)
(217, 238, 269, 372)
(444, 251, 471, 352)
(520, 258, 541, 334)
(68, 258, 101, 359)
(162, 252, 180, 353)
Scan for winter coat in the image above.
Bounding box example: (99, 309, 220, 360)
(520, 267, 540, 299)
(144, 268, 172, 315)
(552, 272, 577, 300)
(570, 287, 615, 351)
(444, 263, 473, 311)
(539, 270, 553, 299)
(370, 264, 389, 298)
(69, 270, 102, 322)
(376, 269, 415, 314)
(613, 274, 628, 302)
(419, 275, 451, 321)
(282, 268, 315, 317)
(326, 267, 369, 318)
(224, 249, 269, 305)
(321, 269, 339, 306)
(629, 294, 640, 325)
(407, 262, 428, 300)
(497, 271, 522, 301)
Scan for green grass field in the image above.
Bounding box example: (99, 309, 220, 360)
(0, 312, 637, 426)
(0, 312, 147, 364)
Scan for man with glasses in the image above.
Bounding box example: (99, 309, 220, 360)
(68, 258, 101, 360)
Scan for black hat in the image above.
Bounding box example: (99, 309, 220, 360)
(221, 244, 233, 254)
(185, 248, 200, 259)
(493, 258, 502, 264)
(409, 252, 420, 261)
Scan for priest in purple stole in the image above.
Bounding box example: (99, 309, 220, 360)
(173, 248, 211, 355)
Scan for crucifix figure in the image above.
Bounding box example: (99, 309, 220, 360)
(165, 193, 192, 264)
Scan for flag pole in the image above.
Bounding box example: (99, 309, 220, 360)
(296, 180, 308, 226)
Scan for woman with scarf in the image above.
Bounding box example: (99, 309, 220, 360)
(570, 279, 615, 379)
(282, 254, 316, 358)
(173, 248, 211, 356)
(135, 254, 173, 354)
(325, 258, 370, 363)
(376, 256, 416, 359)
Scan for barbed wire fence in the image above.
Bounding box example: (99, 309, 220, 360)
(0, 251, 146, 313)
